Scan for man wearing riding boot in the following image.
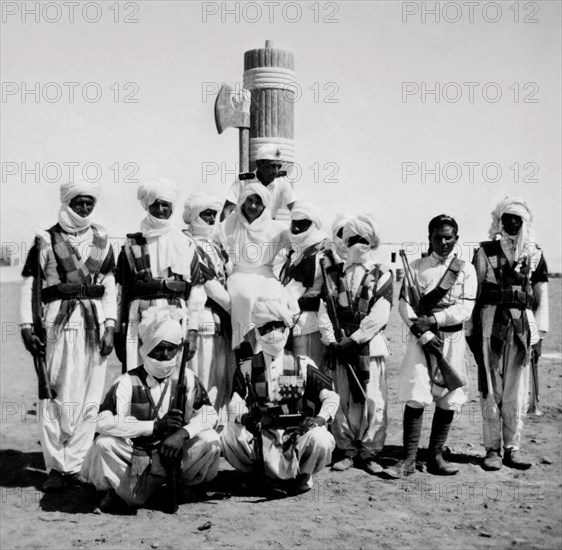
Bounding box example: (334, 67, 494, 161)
(221, 293, 338, 495)
(81, 306, 220, 512)
(469, 196, 549, 471)
(384, 215, 477, 479)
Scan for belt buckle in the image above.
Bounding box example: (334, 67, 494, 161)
(78, 284, 87, 300)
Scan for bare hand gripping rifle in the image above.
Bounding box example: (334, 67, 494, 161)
(399, 250, 466, 392)
(32, 236, 55, 400)
(163, 337, 190, 514)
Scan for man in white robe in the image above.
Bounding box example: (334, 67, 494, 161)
(221, 294, 338, 494)
(81, 306, 220, 512)
(469, 197, 549, 470)
(384, 215, 476, 479)
(20, 180, 116, 491)
(318, 214, 393, 475)
(183, 191, 237, 423)
(115, 178, 206, 372)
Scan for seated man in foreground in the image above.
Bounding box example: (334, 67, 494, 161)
(81, 306, 220, 512)
(221, 294, 339, 495)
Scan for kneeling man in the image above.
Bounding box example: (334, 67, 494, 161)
(221, 294, 339, 494)
(81, 306, 220, 511)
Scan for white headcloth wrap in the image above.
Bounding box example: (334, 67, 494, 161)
(183, 191, 222, 239)
(252, 290, 297, 357)
(331, 212, 352, 260)
(289, 201, 327, 258)
(343, 214, 381, 250)
(58, 179, 99, 233)
(489, 196, 536, 262)
(138, 306, 184, 362)
(137, 178, 193, 278)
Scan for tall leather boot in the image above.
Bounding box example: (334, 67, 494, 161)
(427, 407, 459, 475)
(383, 406, 424, 479)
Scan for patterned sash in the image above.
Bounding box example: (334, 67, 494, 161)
(335, 265, 393, 391)
(46, 224, 112, 351)
(480, 240, 532, 371)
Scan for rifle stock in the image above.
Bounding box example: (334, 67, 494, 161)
(163, 337, 190, 514)
(319, 257, 367, 403)
(32, 237, 54, 400)
(244, 372, 267, 493)
(399, 250, 466, 392)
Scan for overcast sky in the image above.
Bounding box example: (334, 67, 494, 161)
(1, 1, 561, 269)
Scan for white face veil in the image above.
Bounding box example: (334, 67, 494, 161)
(138, 306, 184, 379)
(183, 191, 222, 240)
(342, 214, 380, 264)
(289, 202, 327, 259)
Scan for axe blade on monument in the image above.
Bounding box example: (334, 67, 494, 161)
(214, 84, 251, 174)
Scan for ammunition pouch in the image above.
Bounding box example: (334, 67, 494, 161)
(481, 285, 534, 309)
(298, 296, 321, 312)
(132, 279, 188, 301)
(42, 283, 105, 303)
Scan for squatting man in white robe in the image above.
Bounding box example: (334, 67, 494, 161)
(221, 294, 339, 495)
(318, 214, 393, 475)
(81, 306, 220, 513)
(20, 180, 116, 492)
(384, 214, 477, 479)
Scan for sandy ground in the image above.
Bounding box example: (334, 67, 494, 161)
(1, 278, 561, 550)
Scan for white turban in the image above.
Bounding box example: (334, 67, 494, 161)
(138, 306, 184, 362)
(290, 201, 322, 229)
(489, 195, 536, 263)
(137, 178, 178, 211)
(251, 291, 298, 358)
(183, 191, 222, 225)
(238, 181, 272, 210)
(58, 179, 99, 233)
(252, 294, 295, 329)
(331, 212, 352, 260)
(343, 214, 381, 250)
(289, 201, 327, 257)
(60, 179, 99, 204)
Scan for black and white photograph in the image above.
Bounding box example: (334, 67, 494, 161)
(1, 1, 561, 548)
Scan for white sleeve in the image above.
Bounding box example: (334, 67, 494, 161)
(318, 300, 337, 344)
(433, 264, 478, 328)
(351, 270, 393, 344)
(20, 276, 33, 325)
(533, 281, 549, 333)
(225, 180, 242, 205)
(186, 284, 207, 331)
(281, 181, 297, 205)
(100, 272, 117, 324)
(96, 376, 154, 438)
(318, 388, 339, 423)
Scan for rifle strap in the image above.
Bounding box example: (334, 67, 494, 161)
(418, 256, 464, 313)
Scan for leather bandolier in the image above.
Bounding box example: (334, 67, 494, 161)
(250, 352, 332, 431)
(474, 241, 535, 390)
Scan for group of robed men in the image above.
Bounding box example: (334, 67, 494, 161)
(20, 145, 549, 512)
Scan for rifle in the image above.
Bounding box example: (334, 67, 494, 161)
(528, 340, 542, 416)
(116, 249, 129, 374)
(319, 256, 367, 403)
(244, 372, 267, 494)
(162, 337, 190, 514)
(399, 250, 466, 392)
(31, 237, 55, 400)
